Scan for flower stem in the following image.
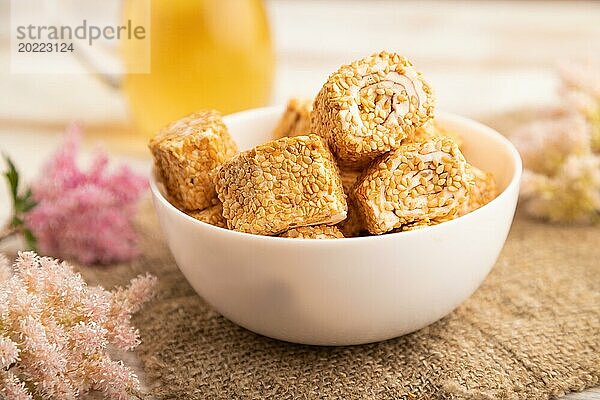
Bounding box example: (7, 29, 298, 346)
(0, 224, 19, 242)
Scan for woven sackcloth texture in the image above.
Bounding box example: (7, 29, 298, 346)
(74, 197, 599, 400)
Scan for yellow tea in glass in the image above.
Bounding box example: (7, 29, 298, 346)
(122, 0, 274, 137)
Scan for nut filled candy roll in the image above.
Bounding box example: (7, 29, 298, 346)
(337, 169, 367, 237)
(312, 51, 435, 168)
(355, 137, 474, 235)
(459, 166, 498, 216)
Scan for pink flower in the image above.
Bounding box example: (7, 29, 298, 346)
(0, 251, 157, 399)
(87, 358, 140, 400)
(511, 112, 591, 175)
(511, 61, 600, 223)
(0, 371, 32, 400)
(521, 155, 600, 224)
(0, 254, 11, 283)
(0, 336, 19, 369)
(18, 316, 69, 397)
(69, 321, 108, 356)
(558, 59, 600, 99)
(24, 125, 148, 265)
(107, 323, 141, 352)
(116, 273, 158, 314)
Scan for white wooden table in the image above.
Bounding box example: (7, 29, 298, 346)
(0, 1, 598, 398)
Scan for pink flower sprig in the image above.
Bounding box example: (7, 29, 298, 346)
(0, 251, 157, 400)
(2, 125, 148, 264)
(510, 61, 600, 224)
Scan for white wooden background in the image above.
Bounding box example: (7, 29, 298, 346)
(0, 1, 599, 398)
(0, 1, 599, 125)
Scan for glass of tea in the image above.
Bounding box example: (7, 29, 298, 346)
(122, 0, 275, 137)
(122, 0, 274, 135)
(46, 0, 275, 138)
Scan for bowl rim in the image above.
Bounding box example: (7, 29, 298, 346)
(149, 106, 522, 244)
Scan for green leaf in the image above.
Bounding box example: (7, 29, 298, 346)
(22, 228, 37, 251)
(14, 195, 35, 213)
(14, 197, 24, 212)
(11, 215, 23, 227)
(2, 155, 36, 214)
(1, 154, 38, 250)
(21, 188, 36, 212)
(2, 154, 19, 202)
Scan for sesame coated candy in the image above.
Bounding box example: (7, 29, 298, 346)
(407, 119, 464, 146)
(280, 225, 345, 239)
(337, 169, 367, 237)
(187, 204, 227, 228)
(399, 220, 432, 232)
(459, 166, 498, 216)
(149, 110, 238, 210)
(311, 51, 435, 168)
(407, 119, 438, 143)
(215, 134, 347, 236)
(272, 98, 313, 139)
(355, 137, 475, 235)
(162, 190, 187, 212)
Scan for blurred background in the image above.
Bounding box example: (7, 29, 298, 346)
(0, 0, 598, 155)
(0, 0, 600, 141)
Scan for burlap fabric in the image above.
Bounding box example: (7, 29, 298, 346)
(77, 199, 599, 400)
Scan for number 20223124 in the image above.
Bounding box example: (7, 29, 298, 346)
(17, 42, 74, 53)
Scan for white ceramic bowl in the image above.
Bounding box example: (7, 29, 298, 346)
(150, 106, 522, 346)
